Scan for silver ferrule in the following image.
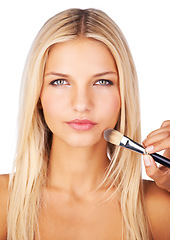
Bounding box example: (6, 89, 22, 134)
(120, 136, 145, 155)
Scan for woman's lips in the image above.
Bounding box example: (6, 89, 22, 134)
(66, 119, 97, 131)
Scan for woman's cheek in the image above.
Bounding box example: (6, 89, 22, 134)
(102, 92, 121, 126)
(41, 93, 61, 124)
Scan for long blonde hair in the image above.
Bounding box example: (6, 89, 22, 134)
(8, 8, 150, 240)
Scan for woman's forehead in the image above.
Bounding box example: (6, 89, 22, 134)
(45, 38, 117, 73)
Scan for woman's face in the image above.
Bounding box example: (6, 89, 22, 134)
(40, 38, 121, 147)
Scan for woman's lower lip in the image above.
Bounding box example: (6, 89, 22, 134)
(66, 122, 96, 131)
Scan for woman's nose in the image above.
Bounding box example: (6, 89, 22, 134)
(71, 86, 93, 113)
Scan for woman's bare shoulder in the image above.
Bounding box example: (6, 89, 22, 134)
(0, 174, 9, 186)
(143, 179, 170, 240)
(0, 174, 9, 240)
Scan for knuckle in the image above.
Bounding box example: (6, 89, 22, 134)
(161, 120, 170, 128)
(164, 131, 170, 138)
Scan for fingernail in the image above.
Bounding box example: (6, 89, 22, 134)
(143, 155, 151, 166)
(145, 145, 154, 153)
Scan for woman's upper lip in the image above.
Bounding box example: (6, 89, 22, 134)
(66, 119, 97, 125)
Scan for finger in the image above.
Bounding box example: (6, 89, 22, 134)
(143, 131, 170, 148)
(143, 155, 160, 181)
(145, 136, 170, 154)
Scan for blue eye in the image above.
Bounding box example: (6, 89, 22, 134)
(95, 79, 114, 86)
(50, 79, 68, 86)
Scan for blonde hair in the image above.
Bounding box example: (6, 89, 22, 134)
(8, 8, 150, 240)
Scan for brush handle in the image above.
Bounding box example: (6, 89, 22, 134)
(150, 153, 170, 168)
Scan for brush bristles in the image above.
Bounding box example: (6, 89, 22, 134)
(104, 129, 123, 146)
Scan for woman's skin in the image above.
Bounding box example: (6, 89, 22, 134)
(0, 38, 170, 240)
(40, 38, 120, 193)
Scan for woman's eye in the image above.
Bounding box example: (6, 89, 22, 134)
(95, 79, 113, 86)
(50, 79, 68, 86)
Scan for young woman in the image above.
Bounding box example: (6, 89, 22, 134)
(0, 8, 170, 240)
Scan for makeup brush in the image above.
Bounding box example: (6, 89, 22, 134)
(104, 129, 170, 168)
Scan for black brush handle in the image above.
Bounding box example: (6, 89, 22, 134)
(150, 153, 170, 168)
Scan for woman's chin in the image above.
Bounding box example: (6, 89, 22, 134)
(57, 133, 106, 149)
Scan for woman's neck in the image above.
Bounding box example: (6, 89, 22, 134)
(47, 136, 110, 197)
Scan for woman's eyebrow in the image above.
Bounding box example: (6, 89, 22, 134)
(45, 71, 117, 78)
(93, 71, 118, 77)
(45, 72, 69, 78)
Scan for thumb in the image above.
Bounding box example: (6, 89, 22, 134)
(143, 154, 158, 179)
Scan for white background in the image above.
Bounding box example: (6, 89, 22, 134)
(0, 0, 169, 179)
